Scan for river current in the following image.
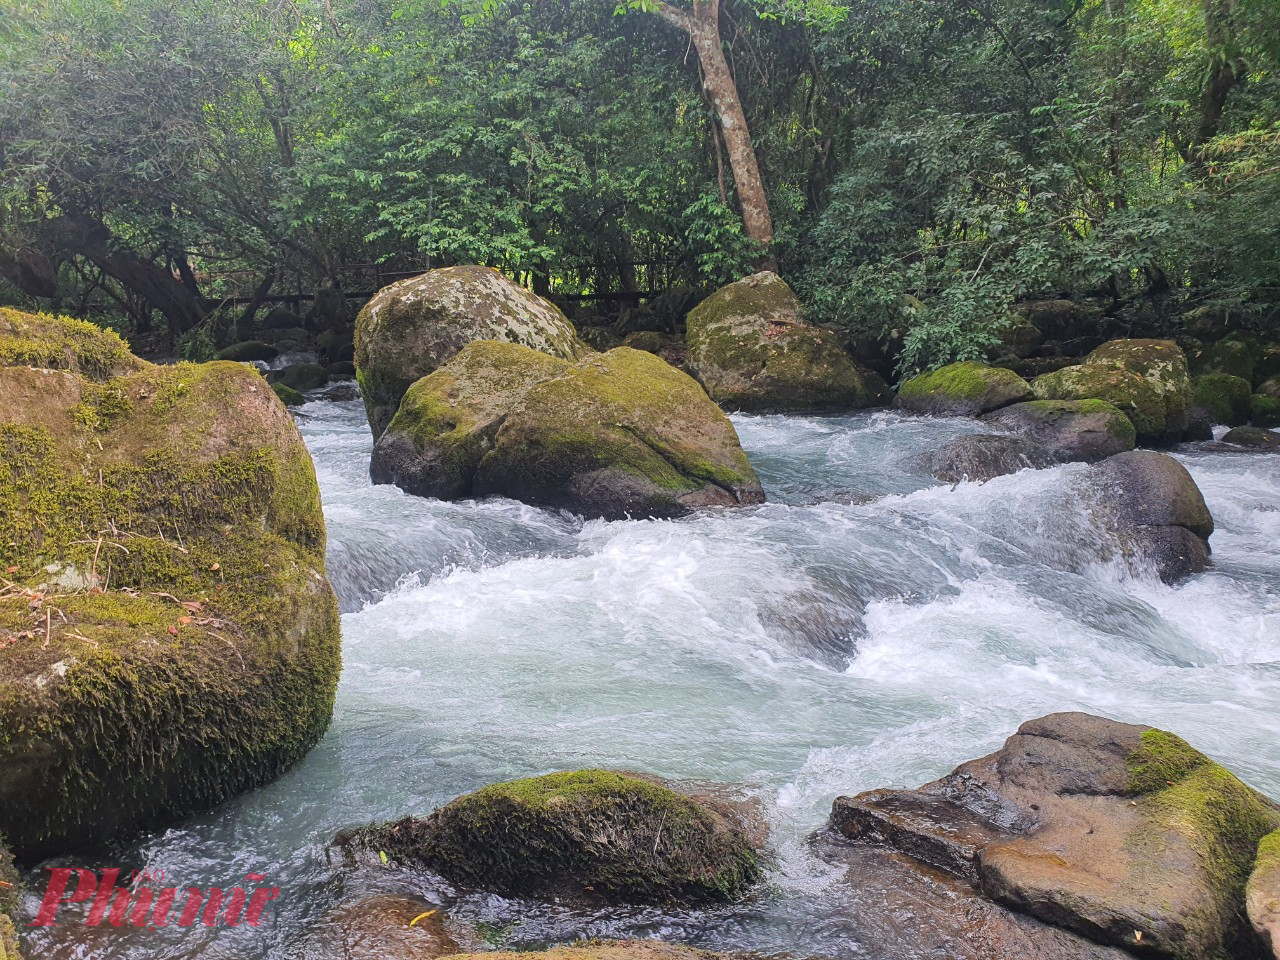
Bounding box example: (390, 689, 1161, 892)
(25, 396, 1280, 958)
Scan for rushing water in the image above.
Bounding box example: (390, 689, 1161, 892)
(24, 397, 1280, 959)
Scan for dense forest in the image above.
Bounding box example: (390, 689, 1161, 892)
(1, 0, 1277, 376)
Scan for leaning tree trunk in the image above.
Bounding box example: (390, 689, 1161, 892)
(650, 0, 776, 269)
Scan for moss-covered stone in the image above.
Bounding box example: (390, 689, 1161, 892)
(983, 398, 1135, 463)
(342, 770, 762, 905)
(685, 272, 889, 412)
(1193, 336, 1254, 382)
(1193, 374, 1253, 426)
(0, 309, 341, 861)
(372, 343, 764, 520)
(0, 840, 18, 960)
(1254, 395, 1280, 429)
(272, 382, 306, 406)
(1032, 339, 1193, 444)
(1248, 830, 1280, 957)
(272, 362, 328, 392)
(0, 306, 141, 381)
(897, 361, 1032, 417)
(218, 340, 279, 363)
(355, 266, 591, 438)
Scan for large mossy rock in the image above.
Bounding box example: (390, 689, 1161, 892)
(1091, 450, 1214, 581)
(1193, 335, 1254, 383)
(1193, 374, 1252, 426)
(830, 712, 1280, 960)
(371, 343, 764, 520)
(341, 770, 762, 905)
(355, 266, 590, 438)
(0, 309, 341, 861)
(685, 271, 889, 412)
(896, 361, 1032, 417)
(1249, 832, 1280, 958)
(983, 399, 1135, 463)
(1032, 339, 1193, 445)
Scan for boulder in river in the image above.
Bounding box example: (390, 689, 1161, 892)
(271, 361, 330, 392)
(928, 433, 1054, 483)
(830, 712, 1280, 960)
(290, 893, 458, 960)
(983, 399, 1135, 464)
(0, 308, 341, 860)
(1223, 425, 1280, 450)
(685, 271, 889, 412)
(338, 770, 762, 905)
(1250, 831, 1280, 958)
(896, 361, 1033, 417)
(1090, 450, 1214, 581)
(218, 340, 279, 363)
(1254, 396, 1280, 429)
(354, 265, 590, 438)
(371, 343, 764, 520)
(1192, 373, 1252, 426)
(1193, 335, 1255, 382)
(1033, 339, 1193, 445)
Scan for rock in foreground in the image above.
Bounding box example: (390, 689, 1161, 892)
(371, 343, 764, 520)
(354, 266, 590, 438)
(896, 361, 1032, 417)
(685, 272, 888, 412)
(0, 309, 341, 860)
(340, 770, 762, 905)
(830, 712, 1280, 960)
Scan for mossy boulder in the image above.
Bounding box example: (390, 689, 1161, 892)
(1032, 339, 1193, 445)
(1254, 395, 1280, 429)
(340, 770, 762, 905)
(272, 382, 306, 406)
(831, 712, 1280, 960)
(272, 362, 329, 392)
(355, 266, 590, 438)
(896, 361, 1033, 417)
(1091, 450, 1215, 581)
(371, 343, 764, 520)
(1193, 336, 1254, 382)
(983, 399, 1135, 464)
(0, 309, 341, 861)
(1192, 374, 1253, 426)
(218, 340, 279, 363)
(1223, 426, 1280, 450)
(685, 272, 889, 412)
(1249, 831, 1280, 958)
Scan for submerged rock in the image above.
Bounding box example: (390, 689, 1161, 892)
(371, 343, 764, 520)
(1192, 373, 1252, 426)
(830, 712, 1280, 960)
(983, 399, 1135, 463)
(1033, 339, 1193, 445)
(1091, 450, 1214, 581)
(1223, 426, 1280, 450)
(288, 893, 458, 960)
(896, 361, 1032, 417)
(0, 308, 341, 860)
(339, 770, 762, 905)
(928, 433, 1054, 483)
(685, 271, 889, 412)
(443, 944, 736, 960)
(355, 266, 590, 438)
(1250, 832, 1280, 958)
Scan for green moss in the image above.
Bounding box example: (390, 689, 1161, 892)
(273, 382, 306, 406)
(898, 361, 1031, 415)
(1253, 395, 1280, 429)
(1195, 337, 1254, 382)
(1193, 374, 1252, 426)
(351, 770, 761, 905)
(1126, 730, 1280, 959)
(0, 342, 340, 860)
(1258, 830, 1280, 872)
(0, 307, 140, 382)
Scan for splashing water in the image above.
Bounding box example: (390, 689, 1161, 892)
(24, 399, 1280, 958)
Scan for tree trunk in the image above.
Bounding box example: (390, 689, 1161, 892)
(651, 0, 776, 270)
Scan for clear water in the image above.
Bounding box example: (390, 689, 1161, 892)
(24, 399, 1280, 958)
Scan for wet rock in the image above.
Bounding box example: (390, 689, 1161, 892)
(686, 271, 889, 412)
(928, 434, 1054, 483)
(1249, 832, 1280, 958)
(273, 382, 306, 406)
(1033, 339, 1193, 445)
(272, 362, 330, 392)
(1223, 426, 1280, 450)
(218, 340, 279, 363)
(1091, 450, 1214, 581)
(0, 308, 341, 860)
(287, 893, 458, 960)
(442, 944, 738, 960)
(371, 343, 764, 520)
(338, 770, 762, 906)
(320, 381, 362, 403)
(983, 399, 1135, 464)
(1184, 407, 1215, 442)
(1192, 373, 1252, 426)
(354, 265, 589, 438)
(897, 361, 1033, 417)
(830, 712, 1280, 960)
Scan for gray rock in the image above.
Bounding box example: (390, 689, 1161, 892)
(929, 433, 1055, 483)
(1223, 426, 1280, 450)
(983, 400, 1135, 464)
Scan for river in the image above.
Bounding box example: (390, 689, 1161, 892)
(25, 396, 1280, 958)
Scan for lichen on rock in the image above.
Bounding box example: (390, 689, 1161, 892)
(354, 266, 590, 438)
(0, 308, 341, 861)
(685, 271, 889, 412)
